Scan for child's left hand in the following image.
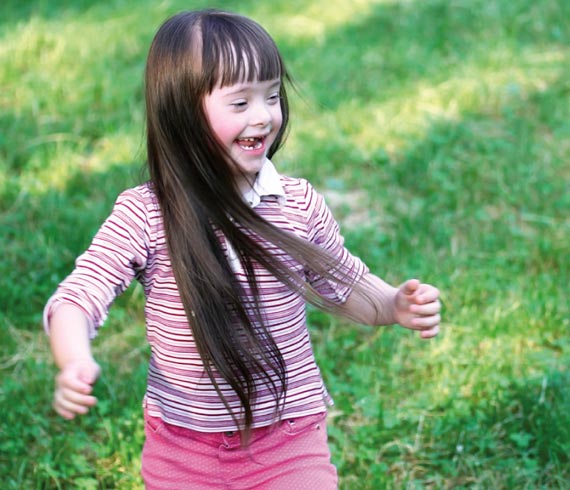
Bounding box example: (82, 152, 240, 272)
(394, 279, 441, 339)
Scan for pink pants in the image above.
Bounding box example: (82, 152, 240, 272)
(141, 410, 338, 490)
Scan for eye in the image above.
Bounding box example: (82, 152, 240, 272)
(231, 100, 248, 110)
(268, 93, 281, 104)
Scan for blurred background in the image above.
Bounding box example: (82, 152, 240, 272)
(1, 0, 569, 488)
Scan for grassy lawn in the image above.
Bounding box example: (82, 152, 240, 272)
(1, 0, 569, 488)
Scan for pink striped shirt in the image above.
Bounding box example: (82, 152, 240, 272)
(44, 163, 368, 432)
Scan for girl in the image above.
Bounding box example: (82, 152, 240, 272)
(44, 9, 441, 490)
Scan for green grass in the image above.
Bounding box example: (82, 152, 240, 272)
(1, 0, 569, 488)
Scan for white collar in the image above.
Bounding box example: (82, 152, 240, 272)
(242, 159, 286, 208)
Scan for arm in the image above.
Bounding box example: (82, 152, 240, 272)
(337, 273, 441, 339)
(49, 304, 101, 419)
(299, 182, 440, 337)
(44, 188, 153, 418)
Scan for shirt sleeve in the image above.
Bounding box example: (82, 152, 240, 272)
(43, 187, 152, 338)
(302, 180, 369, 304)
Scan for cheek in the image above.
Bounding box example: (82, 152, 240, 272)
(203, 98, 237, 145)
(272, 107, 284, 133)
(209, 118, 239, 146)
(215, 123, 234, 143)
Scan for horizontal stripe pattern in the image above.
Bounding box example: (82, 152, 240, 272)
(44, 176, 368, 432)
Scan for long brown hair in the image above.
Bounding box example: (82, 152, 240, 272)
(145, 9, 367, 437)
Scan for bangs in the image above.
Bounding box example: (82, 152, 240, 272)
(200, 13, 284, 90)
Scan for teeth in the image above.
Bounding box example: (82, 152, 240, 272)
(237, 137, 263, 150)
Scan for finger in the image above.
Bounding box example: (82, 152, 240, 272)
(59, 387, 98, 407)
(55, 391, 97, 415)
(54, 398, 92, 418)
(400, 279, 420, 296)
(57, 372, 94, 395)
(78, 364, 100, 385)
(412, 314, 441, 329)
(55, 405, 77, 420)
(419, 325, 440, 339)
(54, 396, 90, 418)
(413, 286, 440, 304)
(410, 301, 441, 316)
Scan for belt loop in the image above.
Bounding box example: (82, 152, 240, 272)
(222, 430, 240, 449)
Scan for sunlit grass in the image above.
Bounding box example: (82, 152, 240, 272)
(252, 0, 381, 41)
(18, 131, 143, 195)
(289, 44, 568, 161)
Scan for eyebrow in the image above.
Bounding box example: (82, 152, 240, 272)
(221, 80, 281, 97)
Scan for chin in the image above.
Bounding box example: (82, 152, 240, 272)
(235, 157, 266, 174)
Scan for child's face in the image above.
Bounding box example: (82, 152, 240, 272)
(203, 78, 283, 192)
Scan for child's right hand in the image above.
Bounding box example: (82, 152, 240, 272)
(53, 358, 101, 419)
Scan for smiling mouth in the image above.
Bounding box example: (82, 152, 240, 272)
(237, 137, 264, 151)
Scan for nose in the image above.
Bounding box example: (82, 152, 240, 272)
(250, 101, 272, 127)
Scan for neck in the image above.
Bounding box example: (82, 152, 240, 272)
(236, 173, 257, 195)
